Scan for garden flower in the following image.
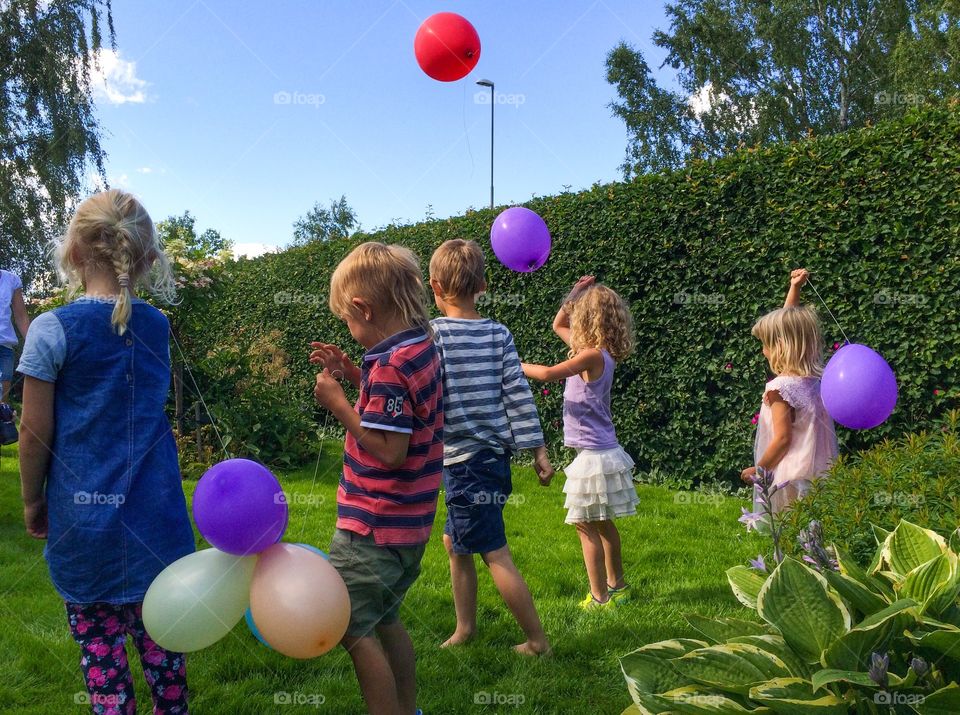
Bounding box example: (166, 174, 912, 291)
(869, 652, 890, 688)
(739, 507, 765, 532)
(748, 554, 767, 572)
(542, 388, 550, 396)
(751, 412, 759, 425)
(798, 520, 838, 571)
(724, 362, 732, 370)
(911, 657, 928, 677)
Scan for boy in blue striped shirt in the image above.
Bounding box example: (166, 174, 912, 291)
(429, 239, 553, 656)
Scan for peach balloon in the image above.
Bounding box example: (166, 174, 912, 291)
(249, 542, 350, 658)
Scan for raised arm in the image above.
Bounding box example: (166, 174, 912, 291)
(784, 268, 809, 309)
(554, 275, 596, 346)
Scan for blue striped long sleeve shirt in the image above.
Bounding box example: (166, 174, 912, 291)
(430, 317, 545, 465)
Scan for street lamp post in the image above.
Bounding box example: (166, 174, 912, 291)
(477, 79, 494, 210)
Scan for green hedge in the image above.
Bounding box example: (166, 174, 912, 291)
(177, 100, 960, 485)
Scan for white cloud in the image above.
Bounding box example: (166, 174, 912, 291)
(233, 242, 280, 259)
(89, 49, 149, 105)
(137, 167, 152, 174)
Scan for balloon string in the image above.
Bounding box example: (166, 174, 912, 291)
(804, 278, 852, 346)
(170, 330, 231, 460)
(297, 368, 342, 541)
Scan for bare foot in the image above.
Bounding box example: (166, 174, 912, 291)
(513, 640, 552, 657)
(440, 630, 474, 648)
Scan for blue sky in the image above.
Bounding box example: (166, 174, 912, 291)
(93, 1, 675, 256)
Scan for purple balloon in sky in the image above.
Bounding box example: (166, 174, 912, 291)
(490, 206, 551, 273)
(821, 343, 898, 430)
(192, 458, 288, 555)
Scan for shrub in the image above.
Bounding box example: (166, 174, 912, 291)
(621, 520, 960, 714)
(180, 101, 960, 485)
(781, 411, 960, 565)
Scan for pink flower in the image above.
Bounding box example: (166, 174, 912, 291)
(143, 649, 165, 666)
(725, 362, 732, 370)
(89, 642, 111, 658)
(102, 615, 121, 635)
(163, 686, 183, 701)
(751, 413, 760, 425)
(833, 342, 840, 350)
(542, 388, 550, 396)
(934, 389, 941, 396)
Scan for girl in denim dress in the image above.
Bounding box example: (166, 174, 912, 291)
(17, 190, 195, 715)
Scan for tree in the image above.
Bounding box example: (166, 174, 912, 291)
(607, 0, 960, 177)
(292, 195, 357, 244)
(156, 212, 232, 262)
(0, 0, 115, 287)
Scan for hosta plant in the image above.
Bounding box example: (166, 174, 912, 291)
(620, 520, 960, 714)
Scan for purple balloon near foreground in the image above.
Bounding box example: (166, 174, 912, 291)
(193, 459, 288, 555)
(821, 343, 897, 430)
(490, 207, 551, 273)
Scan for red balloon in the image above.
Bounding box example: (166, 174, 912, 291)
(414, 12, 480, 82)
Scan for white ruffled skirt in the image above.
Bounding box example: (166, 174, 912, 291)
(563, 446, 639, 524)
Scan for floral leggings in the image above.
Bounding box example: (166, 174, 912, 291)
(66, 602, 188, 715)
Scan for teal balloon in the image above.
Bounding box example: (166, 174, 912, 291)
(143, 548, 256, 652)
(245, 608, 272, 649)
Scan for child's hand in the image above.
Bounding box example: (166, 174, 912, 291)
(309, 342, 353, 377)
(740, 467, 757, 484)
(533, 446, 554, 486)
(563, 275, 596, 307)
(23, 499, 48, 539)
(790, 269, 809, 288)
(314, 369, 347, 410)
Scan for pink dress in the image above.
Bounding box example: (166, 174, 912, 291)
(753, 375, 838, 513)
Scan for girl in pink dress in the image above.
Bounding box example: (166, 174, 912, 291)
(741, 269, 838, 513)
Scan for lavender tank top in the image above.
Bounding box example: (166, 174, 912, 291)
(563, 349, 618, 449)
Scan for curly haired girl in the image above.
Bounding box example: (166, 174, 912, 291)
(522, 276, 639, 609)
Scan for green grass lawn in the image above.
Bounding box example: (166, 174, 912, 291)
(0, 440, 764, 714)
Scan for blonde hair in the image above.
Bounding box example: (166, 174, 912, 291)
(329, 242, 431, 333)
(567, 284, 635, 362)
(429, 239, 486, 299)
(55, 189, 176, 335)
(751, 306, 824, 377)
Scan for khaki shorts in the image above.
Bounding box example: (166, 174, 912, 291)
(328, 528, 426, 638)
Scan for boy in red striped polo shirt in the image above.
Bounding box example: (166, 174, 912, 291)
(311, 242, 442, 715)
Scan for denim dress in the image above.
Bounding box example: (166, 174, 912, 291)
(19, 298, 195, 604)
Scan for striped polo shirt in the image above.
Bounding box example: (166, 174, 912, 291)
(431, 317, 545, 464)
(336, 326, 444, 546)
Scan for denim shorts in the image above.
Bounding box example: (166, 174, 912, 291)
(443, 449, 513, 555)
(327, 528, 426, 638)
(0, 345, 14, 384)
